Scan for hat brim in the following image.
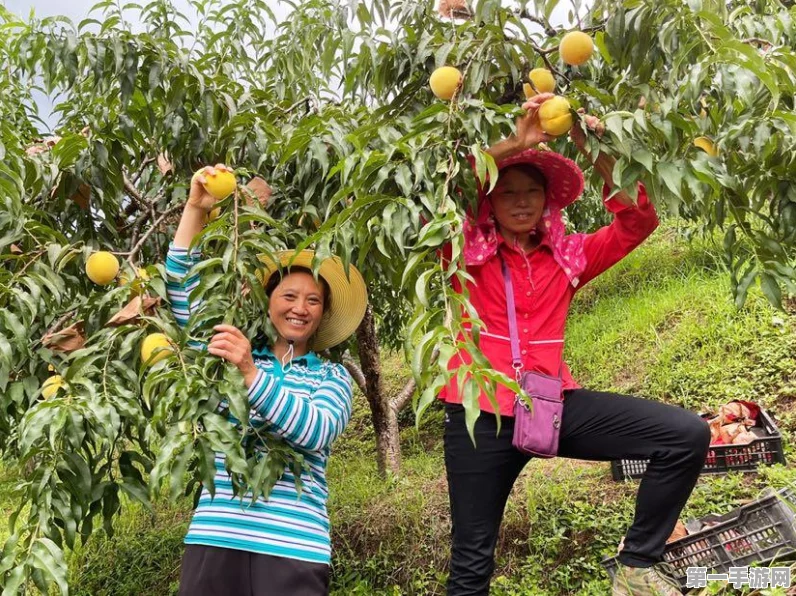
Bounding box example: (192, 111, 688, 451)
(495, 149, 585, 211)
(258, 250, 368, 351)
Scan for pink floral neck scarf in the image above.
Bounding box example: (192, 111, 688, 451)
(463, 195, 587, 288)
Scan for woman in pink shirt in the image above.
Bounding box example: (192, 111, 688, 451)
(440, 93, 709, 596)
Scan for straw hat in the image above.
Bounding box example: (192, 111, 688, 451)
(258, 250, 367, 351)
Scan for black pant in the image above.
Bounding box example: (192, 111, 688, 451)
(444, 388, 711, 596)
(178, 544, 330, 596)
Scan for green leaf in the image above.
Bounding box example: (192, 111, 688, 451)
(414, 268, 436, 308)
(656, 162, 683, 198)
(29, 538, 68, 595)
(734, 265, 757, 308)
(759, 273, 782, 309)
(461, 371, 481, 447)
(633, 148, 654, 172)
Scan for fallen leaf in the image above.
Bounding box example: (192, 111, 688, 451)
(719, 422, 744, 444)
(70, 184, 91, 210)
(106, 295, 161, 327)
(438, 0, 470, 18)
(157, 153, 173, 176)
(666, 520, 688, 543)
(42, 321, 86, 353)
(25, 144, 48, 157)
(245, 177, 273, 207)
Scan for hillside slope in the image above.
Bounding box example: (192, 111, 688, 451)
(1, 225, 793, 595)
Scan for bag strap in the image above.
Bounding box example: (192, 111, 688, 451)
(500, 256, 563, 381)
(500, 258, 523, 380)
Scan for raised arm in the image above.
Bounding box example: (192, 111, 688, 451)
(569, 114, 659, 286)
(166, 164, 232, 332)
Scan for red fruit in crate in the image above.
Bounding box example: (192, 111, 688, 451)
(705, 446, 717, 467)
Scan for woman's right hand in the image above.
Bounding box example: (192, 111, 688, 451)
(173, 164, 231, 247)
(485, 94, 556, 162)
(515, 92, 556, 149)
(188, 164, 231, 212)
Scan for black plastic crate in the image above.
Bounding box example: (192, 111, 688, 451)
(611, 408, 786, 481)
(603, 488, 796, 590)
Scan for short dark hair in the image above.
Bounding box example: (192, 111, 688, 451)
(264, 266, 332, 312)
(499, 163, 547, 188)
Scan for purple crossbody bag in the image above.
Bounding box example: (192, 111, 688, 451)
(501, 259, 563, 458)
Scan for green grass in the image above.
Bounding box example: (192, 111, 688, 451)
(0, 462, 20, 545)
(66, 497, 191, 596)
(3, 224, 796, 595)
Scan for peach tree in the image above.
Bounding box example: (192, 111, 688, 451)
(0, 0, 794, 591)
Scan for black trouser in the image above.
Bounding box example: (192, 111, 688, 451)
(444, 388, 711, 596)
(178, 544, 330, 596)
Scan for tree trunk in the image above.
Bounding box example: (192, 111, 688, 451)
(376, 404, 401, 478)
(355, 305, 402, 477)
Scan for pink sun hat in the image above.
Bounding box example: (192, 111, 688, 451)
(491, 148, 585, 210)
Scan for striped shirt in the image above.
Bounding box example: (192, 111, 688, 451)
(165, 244, 353, 565)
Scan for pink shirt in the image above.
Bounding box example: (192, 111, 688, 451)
(440, 185, 659, 416)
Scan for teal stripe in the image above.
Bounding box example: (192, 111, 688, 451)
(190, 515, 329, 545)
(195, 498, 330, 529)
(208, 483, 325, 508)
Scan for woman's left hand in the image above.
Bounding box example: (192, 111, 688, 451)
(570, 108, 605, 154)
(209, 325, 259, 386)
(516, 93, 556, 149)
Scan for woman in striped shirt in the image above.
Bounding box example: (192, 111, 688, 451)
(168, 165, 368, 596)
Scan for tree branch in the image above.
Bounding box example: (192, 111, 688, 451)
(342, 355, 368, 395)
(581, 22, 605, 34)
(516, 9, 557, 37)
(503, 31, 568, 83)
(390, 378, 417, 412)
(42, 309, 78, 339)
(572, 0, 582, 29)
(122, 203, 184, 264)
(123, 188, 167, 250)
(131, 156, 156, 185)
(538, 49, 567, 82)
(123, 175, 148, 213)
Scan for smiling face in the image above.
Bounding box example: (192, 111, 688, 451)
(266, 270, 327, 350)
(489, 165, 547, 242)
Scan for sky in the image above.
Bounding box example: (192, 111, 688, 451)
(5, 0, 293, 23)
(6, 0, 100, 20)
